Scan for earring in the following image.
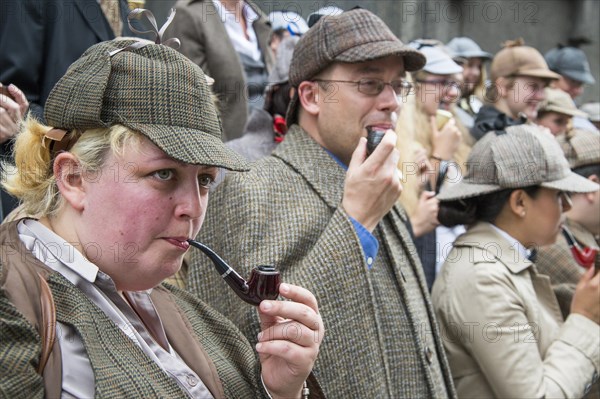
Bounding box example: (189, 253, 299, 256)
(521, 211, 526, 217)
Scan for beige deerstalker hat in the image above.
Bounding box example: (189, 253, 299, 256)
(557, 128, 600, 170)
(490, 40, 561, 81)
(538, 88, 588, 118)
(437, 124, 599, 201)
(44, 38, 248, 171)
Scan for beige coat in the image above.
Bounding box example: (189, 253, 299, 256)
(432, 222, 600, 398)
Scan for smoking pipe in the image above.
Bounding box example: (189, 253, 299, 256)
(366, 127, 386, 157)
(187, 239, 281, 306)
(561, 226, 598, 269)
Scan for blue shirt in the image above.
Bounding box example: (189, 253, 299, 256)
(325, 149, 379, 269)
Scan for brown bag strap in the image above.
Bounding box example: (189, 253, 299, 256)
(37, 272, 56, 375)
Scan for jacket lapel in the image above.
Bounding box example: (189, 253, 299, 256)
(74, 0, 114, 41)
(273, 125, 347, 209)
(150, 287, 226, 398)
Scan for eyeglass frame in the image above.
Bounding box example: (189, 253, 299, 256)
(312, 78, 414, 97)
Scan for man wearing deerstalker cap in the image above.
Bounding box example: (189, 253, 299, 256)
(187, 8, 456, 398)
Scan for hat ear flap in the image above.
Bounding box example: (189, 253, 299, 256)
(45, 49, 112, 130)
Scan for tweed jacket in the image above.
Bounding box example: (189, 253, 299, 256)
(432, 222, 600, 398)
(537, 218, 600, 319)
(166, 0, 273, 141)
(0, 221, 270, 399)
(189, 125, 456, 398)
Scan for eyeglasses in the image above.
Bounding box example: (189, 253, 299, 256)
(415, 78, 456, 87)
(312, 78, 413, 97)
(558, 191, 572, 209)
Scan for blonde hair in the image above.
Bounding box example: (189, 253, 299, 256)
(2, 117, 142, 217)
(396, 73, 473, 215)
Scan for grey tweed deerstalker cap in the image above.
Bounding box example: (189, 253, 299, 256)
(437, 124, 598, 201)
(44, 39, 248, 172)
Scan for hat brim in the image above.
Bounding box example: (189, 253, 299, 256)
(456, 50, 493, 60)
(437, 181, 503, 201)
(516, 68, 561, 80)
(561, 69, 596, 85)
(336, 41, 427, 72)
(424, 60, 464, 75)
(542, 105, 588, 118)
(541, 171, 599, 193)
(125, 122, 249, 172)
(438, 169, 599, 202)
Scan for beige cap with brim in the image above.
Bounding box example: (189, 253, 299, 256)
(437, 124, 599, 201)
(491, 43, 561, 81)
(539, 88, 588, 118)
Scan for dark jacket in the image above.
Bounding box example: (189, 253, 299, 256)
(470, 105, 527, 141)
(0, 0, 132, 120)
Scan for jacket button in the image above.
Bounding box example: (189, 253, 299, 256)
(187, 375, 198, 387)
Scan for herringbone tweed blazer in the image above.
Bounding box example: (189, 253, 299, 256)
(0, 221, 268, 399)
(189, 125, 456, 398)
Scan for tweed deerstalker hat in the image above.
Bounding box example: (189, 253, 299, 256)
(437, 124, 598, 201)
(538, 88, 588, 118)
(44, 39, 248, 171)
(286, 8, 426, 124)
(490, 40, 560, 81)
(557, 128, 600, 170)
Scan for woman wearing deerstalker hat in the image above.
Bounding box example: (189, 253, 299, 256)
(0, 11, 323, 399)
(431, 124, 600, 398)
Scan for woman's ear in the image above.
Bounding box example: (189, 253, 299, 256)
(495, 77, 509, 98)
(53, 152, 86, 211)
(297, 81, 320, 116)
(508, 189, 528, 218)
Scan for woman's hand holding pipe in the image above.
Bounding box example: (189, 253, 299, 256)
(257, 283, 324, 399)
(571, 266, 600, 325)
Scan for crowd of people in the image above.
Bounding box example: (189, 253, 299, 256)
(1, 1, 599, 398)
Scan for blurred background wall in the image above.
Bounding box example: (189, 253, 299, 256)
(145, 0, 599, 103)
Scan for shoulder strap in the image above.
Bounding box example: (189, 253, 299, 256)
(36, 272, 56, 374)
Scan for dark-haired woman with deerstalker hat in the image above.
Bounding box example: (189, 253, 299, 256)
(432, 124, 599, 398)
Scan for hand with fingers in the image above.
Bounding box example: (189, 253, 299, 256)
(342, 130, 402, 232)
(429, 116, 461, 161)
(0, 84, 29, 144)
(256, 283, 324, 399)
(571, 265, 600, 325)
(410, 190, 440, 238)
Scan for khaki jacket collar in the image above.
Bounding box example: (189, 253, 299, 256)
(454, 222, 533, 274)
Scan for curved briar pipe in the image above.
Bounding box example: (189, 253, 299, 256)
(561, 227, 598, 269)
(187, 239, 281, 306)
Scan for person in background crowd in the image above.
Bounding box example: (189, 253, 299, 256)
(545, 42, 598, 132)
(0, 0, 133, 218)
(0, 83, 28, 221)
(227, 36, 299, 161)
(267, 10, 308, 57)
(187, 9, 457, 398)
(306, 5, 343, 27)
(446, 37, 493, 129)
(471, 39, 560, 141)
(433, 124, 600, 398)
(537, 128, 600, 319)
(580, 102, 600, 130)
(535, 87, 589, 136)
(396, 40, 469, 290)
(166, 0, 273, 140)
(0, 35, 323, 399)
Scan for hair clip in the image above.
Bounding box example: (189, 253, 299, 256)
(109, 8, 180, 56)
